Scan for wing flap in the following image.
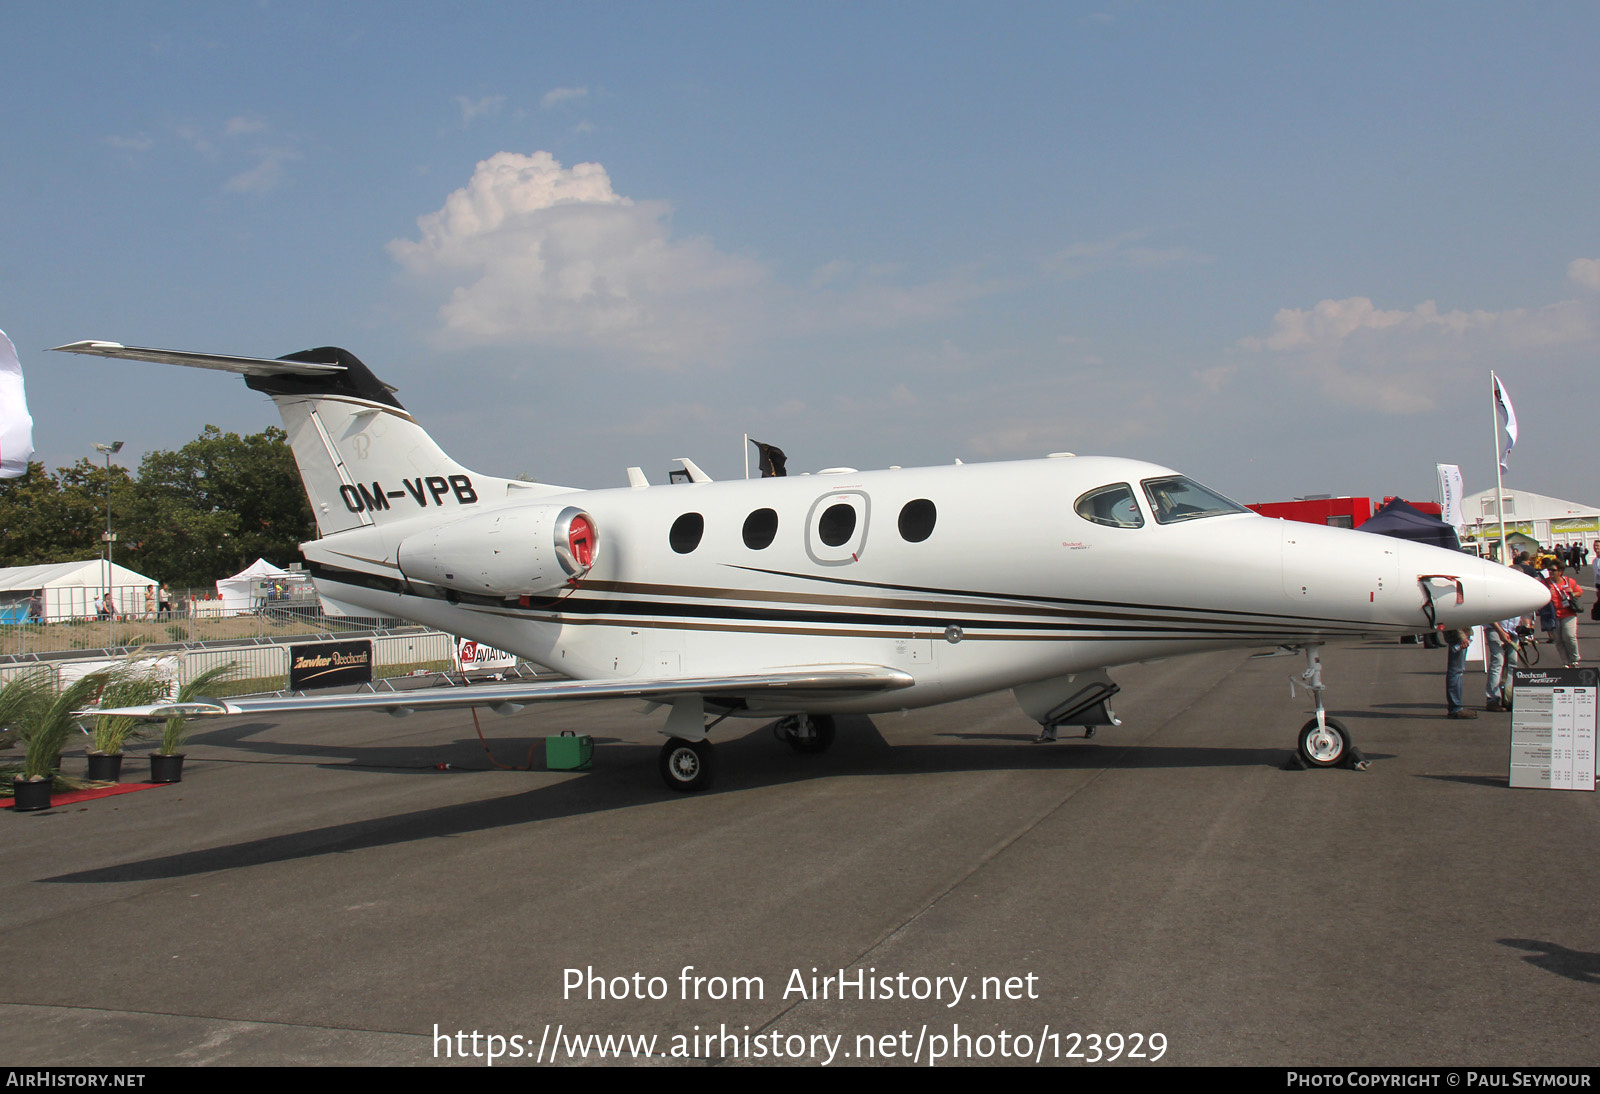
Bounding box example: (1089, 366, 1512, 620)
(51, 341, 346, 378)
(85, 664, 916, 720)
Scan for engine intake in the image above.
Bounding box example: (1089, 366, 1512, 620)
(397, 504, 597, 597)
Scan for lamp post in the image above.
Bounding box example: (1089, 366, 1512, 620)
(92, 441, 123, 615)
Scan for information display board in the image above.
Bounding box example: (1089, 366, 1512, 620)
(1510, 668, 1597, 791)
(289, 639, 374, 691)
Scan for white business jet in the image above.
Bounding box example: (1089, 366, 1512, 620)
(56, 341, 1549, 791)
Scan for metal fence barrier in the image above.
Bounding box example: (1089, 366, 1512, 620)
(0, 626, 467, 699)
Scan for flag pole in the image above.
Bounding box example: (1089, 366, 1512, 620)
(1491, 371, 1508, 565)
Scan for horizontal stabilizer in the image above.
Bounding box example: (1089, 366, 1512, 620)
(51, 341, 346, 378)
(83, 664, 916, 721)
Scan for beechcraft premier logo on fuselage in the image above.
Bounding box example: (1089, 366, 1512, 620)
(340, 475, 477, 513)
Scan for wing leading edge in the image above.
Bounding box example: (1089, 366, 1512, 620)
(86, 664, 916, 720)
(51, 341, 346, 378)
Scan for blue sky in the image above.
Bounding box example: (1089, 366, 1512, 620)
(3, 2, 1597, 507)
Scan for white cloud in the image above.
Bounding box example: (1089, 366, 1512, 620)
(104, 134, 153, 152)
(390, 151, 1006, 364)
(455, 95, 506, 125)
(541, 86, 589, 109)
(224, 116, 266, 136)
(1570, 258, 1600, 292)
(224, 145, 301, 194)
(389, 151, 767, 361)
(1041, 232, 1211, 279)
(1239, 287, 1598, 414)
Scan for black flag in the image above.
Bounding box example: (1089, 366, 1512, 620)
(750, 438, 787, 477)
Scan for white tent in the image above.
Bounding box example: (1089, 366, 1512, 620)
(215, 558, 290, 616)
(0, 559, 159, 622)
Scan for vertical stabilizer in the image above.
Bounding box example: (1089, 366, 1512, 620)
(53, 340, 567, 539)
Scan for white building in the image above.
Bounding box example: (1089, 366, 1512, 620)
(1463, 487, 1600, 550)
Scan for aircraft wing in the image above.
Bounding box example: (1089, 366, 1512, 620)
(86, 664, 916, 720)
(52, 341, 346, 378)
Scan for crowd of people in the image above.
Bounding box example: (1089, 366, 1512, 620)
(1447, 540, 1593, 718)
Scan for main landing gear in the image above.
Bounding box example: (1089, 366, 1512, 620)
(656, 711, 839, 793)
(658, 737, 716, 792)
(1288, 645, 1369, 770)
(773, 713, 836, 754)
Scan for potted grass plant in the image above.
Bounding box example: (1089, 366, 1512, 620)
(87, 666, 171, 782)
(7, 668, 114, 812)
(150, 662, 239, 784)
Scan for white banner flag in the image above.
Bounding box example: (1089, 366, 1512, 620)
(1436, 463, 1465, 534)
(1493, 374, 1518, 473)
(0, 329, 34, 478)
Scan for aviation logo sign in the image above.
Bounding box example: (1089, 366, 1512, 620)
(289, 641, 374, 690)
(456, 638, 517, 673)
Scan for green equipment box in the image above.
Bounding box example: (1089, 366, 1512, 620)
(545, 731, 593, 771)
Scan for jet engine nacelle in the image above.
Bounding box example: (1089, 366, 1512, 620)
(396, 504, 597, 597)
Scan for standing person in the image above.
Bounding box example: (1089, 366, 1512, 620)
(157, 582, 172, 618)
(144, 584, 156, 620)
(25, 590, 42, 623)
(1546, 564, 1583, 668)
(1445, 627, 1478, 719)
(1484, 615, 1518, 711)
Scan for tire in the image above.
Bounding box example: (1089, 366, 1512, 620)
(785, 714, 837, 755)
(658, 737, 715, 792)
(1297, 716, 1349, 768)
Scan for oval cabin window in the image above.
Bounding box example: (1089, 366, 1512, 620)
(742, 508, 779, 550)
(818, 503, 857, 548)
(898, 499, 936, 542)
(669, 512, 705, 554)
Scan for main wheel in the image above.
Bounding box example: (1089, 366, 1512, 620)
(658, 737, 716, 792)
(1297, 716, 1350, 768)
(785, 714, 837, 754)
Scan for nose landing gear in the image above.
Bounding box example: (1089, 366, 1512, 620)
(1289, 645, 1369, 771)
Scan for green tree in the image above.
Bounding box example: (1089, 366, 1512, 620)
(0, 460, 132, 568)
(122, 425, 314, 586)
(0, 427, 314, 587)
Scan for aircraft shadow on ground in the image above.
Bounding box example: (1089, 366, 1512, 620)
(1498, 939, 1600, 985)
(43, 715, 1310, 885)
(165, 720, 635, 774)
(1353, 703, 1450, 720)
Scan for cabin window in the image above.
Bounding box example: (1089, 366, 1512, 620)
(898, 499, 937, 542)
(669, 512, 705, 553)
(1074, 483, 1144, 528)
(818, 504, 857, 547)
(1140, 476, 1249, 525)
(742, 508, 779, 550)
(806, 492, 870, 564)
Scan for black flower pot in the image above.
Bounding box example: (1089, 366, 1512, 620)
(149, 753, 185, 784)
(86, 752, 124, 782)
(12, 776, 52, 812)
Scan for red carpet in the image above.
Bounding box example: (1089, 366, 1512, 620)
(2, 782, 168, 809)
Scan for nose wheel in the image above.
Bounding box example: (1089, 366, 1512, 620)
(1288, 645, 1369, 771)
(1297, 716, 1351, 767)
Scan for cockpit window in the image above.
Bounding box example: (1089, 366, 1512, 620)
(1074, 483, 1144, 528)
(1140, 476, 1248, 524)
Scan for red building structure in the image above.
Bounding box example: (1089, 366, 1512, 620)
(1246, 496, 1442, 529)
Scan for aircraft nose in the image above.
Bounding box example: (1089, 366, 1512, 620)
(1477, 559, 1551, 622)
